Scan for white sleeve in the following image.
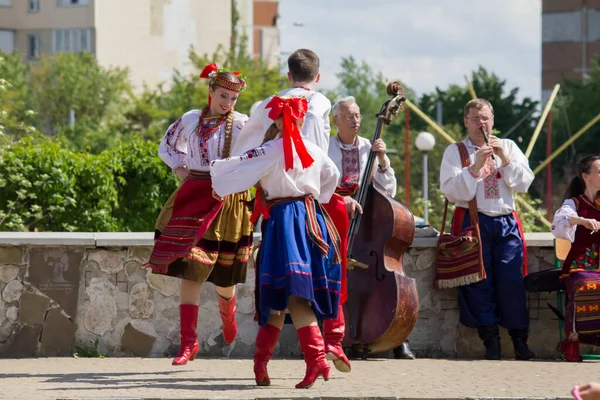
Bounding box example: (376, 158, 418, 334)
(301, 111, 329, 150)
(501, 140, 534, 193)
(551, 199, 578, 242)
(317, 153, 340, 204)
(308, 92, 332, 138)
(210, 141, 281, 197)
(374, 155, 397, 197)
(439, 144, 479, 202)
(158, 116, 189, 170)
(230, 99, 270, 156)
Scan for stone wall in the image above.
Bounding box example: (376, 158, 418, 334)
(0, 232, 581, 359)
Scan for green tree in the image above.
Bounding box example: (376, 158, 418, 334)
(30, 52, 131, 138)
(417, 67, 539, 147)
(0, 51, 36, 139)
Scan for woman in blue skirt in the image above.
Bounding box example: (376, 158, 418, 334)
(210, 95, 341, 389)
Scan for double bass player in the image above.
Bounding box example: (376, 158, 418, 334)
(328, 96, 416, 361)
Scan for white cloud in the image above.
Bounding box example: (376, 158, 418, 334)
(279, 0, 541, 102)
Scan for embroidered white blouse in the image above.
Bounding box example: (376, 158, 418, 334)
(328, 135, 397, 197)
(551, 199, 579, 242)
(230, 88, 331, 156)
(211, 139, 339, 204)
(158, 110, 248, 172)
(158, 109, 248, 172)
(439, 138, 534, 217)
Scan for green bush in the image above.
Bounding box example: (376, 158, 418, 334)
(0, 137, 176, 232)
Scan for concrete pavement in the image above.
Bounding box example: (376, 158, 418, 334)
(0, 357, 598, 399)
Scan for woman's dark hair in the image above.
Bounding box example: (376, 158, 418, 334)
(564, 155, 600, 200)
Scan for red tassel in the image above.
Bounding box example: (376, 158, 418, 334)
(496, 171, 502, 179)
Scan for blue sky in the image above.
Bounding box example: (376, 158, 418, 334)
(279, 0, 541, 102)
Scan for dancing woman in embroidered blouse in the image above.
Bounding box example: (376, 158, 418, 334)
(211, 96, 341, 389)
(551, 155, 600, 362)
(144, 63, 252, 366)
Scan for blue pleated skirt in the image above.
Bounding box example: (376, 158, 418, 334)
(257, 199, 341, 326)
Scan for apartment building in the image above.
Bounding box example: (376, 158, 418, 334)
(542, 0, 600, 102)
(0, 0, 232, 90)
(236, 0, 279, 68)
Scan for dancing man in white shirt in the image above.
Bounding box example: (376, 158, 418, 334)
(439, 98, 535, 360)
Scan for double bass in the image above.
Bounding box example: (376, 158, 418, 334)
(342, 82, 419, 358)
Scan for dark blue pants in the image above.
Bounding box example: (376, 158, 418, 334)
(457, 212, 529, 330)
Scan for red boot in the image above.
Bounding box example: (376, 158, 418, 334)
(172, 304, 199, 365)
(253, 324, 281, 386)
(218, 294, 238, 344)
(564, 340, 582, 362)
(295, 325, 330, 389)
(323, 305, 351, 372)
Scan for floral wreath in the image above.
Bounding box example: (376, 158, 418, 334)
(199, 63, 247, 92)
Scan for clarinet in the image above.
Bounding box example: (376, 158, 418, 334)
(480, 126, 495, 160)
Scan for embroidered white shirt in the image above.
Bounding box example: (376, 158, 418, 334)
(551, 199, 578, 242)
(230, 88, 331, 156)
(328, 135, 397, 197)
(439, 138, 533, 217)
(211, 138, 339, 204)
(158, 110, 248, 172)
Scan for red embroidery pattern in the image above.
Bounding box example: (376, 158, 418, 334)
(480, 157, 500, 199)
(165, 118, 186, 157)
(340, 147, 360, 191)
(196, 112, 225, 166)
(240, 147, 266, 161)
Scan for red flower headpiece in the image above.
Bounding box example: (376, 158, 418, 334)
(265, 96, 313, 171)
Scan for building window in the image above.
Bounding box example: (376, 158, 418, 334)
(28, 34, 40, 59)
(0, 0, 12, 7)
(57, 0, 89, 6)
(52, 28, 92, 53)
(29, 0, 40, 12)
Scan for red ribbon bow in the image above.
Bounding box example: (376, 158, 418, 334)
(265, 96, 313, 171)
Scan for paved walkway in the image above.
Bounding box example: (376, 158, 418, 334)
(0, 357, 597, 400)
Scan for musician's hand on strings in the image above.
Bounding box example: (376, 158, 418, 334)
(212, 189, 227, 202)
(344, 196, 363, 219)
(487, 135, 507, 161)
(372, 139, 387, 165)
(472, 145, 494, 174)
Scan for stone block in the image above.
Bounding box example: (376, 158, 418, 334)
(83, 278, 117, 335)
(6, 306, 17, 321)
(0, 265, 20, 283)
(2, 325, 42, 357)
(415, 249, 436, 271)
(125, 260, 144, 279)
(129, 283, 154, 319)
(121, 322, 156, 357)
(127, 247, 151, 264)
(40, 309, 77, 356)
(28, 248, 83, 318)
(146, 272, 178, 297)
(18, 292, 50, 325)
(2, 280, 23, 303)
(87, 250, 125, 275)
(0, 247, 23, 265)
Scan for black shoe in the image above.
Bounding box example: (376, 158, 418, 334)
(509, 329, 535, 360)
(393, 341, 416, 360)
(477, 325, 501, 360)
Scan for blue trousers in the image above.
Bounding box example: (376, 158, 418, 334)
(457, 212, 529, 330)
